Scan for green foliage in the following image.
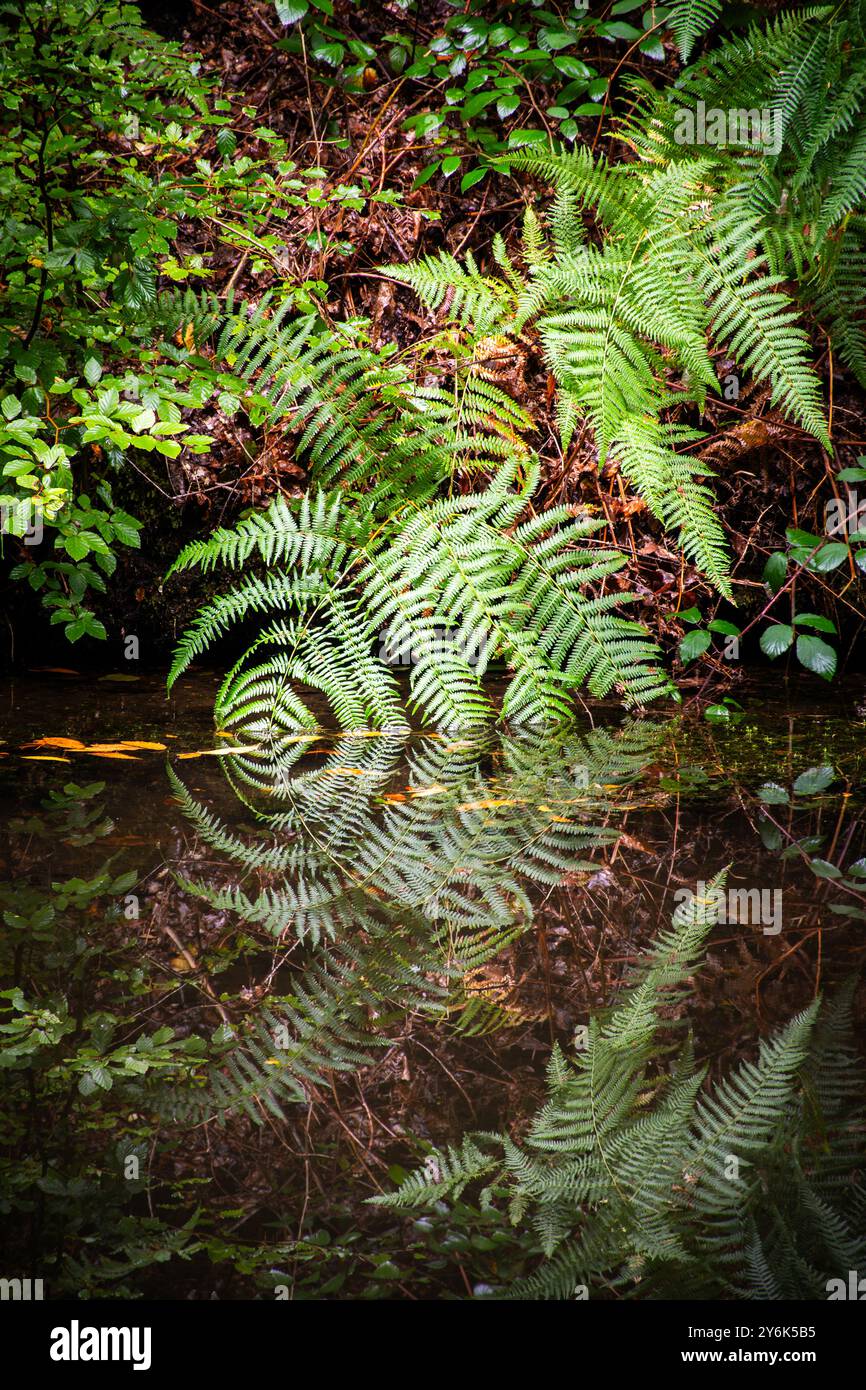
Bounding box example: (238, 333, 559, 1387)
(207, 290, 530, 505)
(0, 1, 207, 632)
(162, 246, 685, 729)
(271, 0, 668, 186)
(388, 129, 836, 600)
(667, 0, 722, 62)
(168, 449, 673, 730)
(0, 1, 390, 640)
(624, 2, 866, 383)
(374, 881, 866, 1299)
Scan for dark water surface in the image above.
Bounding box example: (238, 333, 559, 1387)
(2, 671, 865, 1297)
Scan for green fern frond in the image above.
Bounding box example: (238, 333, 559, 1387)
(667, 0, 723, 62)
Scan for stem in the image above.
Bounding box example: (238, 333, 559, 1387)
(22, 116, 54, 349)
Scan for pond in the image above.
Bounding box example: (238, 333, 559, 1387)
(1, 671, 865, 1299)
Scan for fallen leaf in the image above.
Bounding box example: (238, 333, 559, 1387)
(80, 741, 164, 752)
(81, 751, 139, 760)
(617, 832, 653, 854)
(457, 798, 519, 810)
(22, 737, 86, 750)
(176, 746, 263, 759)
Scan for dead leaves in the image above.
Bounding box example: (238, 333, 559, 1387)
(22, 737, 84, 750)
(19, 737, 168, 761)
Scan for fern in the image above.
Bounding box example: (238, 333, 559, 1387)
(630, 2, 866, 383)
(667, 0, 723, 62)
(388, 164, 825, 600)
(163, 721, 665, 1120)
(387, 9, 866, 601)
(375, 881, 866, 1300)
(210, 292, 528, 507)
(168, 455, 672, 730)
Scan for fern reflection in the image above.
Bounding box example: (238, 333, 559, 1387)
(168, 719, 667, 1120)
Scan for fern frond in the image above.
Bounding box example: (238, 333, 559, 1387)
(667, 0, 723, 62)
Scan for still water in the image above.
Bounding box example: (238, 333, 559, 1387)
(1, 671, 864, 1297)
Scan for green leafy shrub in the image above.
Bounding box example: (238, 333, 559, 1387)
(271, 0, 670, 188)
(0, 1, 386, 640)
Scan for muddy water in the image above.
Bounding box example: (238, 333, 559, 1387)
(1, 670, 865, 1297)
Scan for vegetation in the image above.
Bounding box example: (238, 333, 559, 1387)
(374, 877, 866, 1299)
(1, 0, 865, 1311)
(0, 0, 863, 695)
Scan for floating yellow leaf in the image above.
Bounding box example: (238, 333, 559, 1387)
(80, 741, 164, 753)
(82, 751, 139, 760)
(457, 797, 518, 810)
(21, 755, 71, 763)
(22, 737, 86, 750)
(176, 745, 263, 760)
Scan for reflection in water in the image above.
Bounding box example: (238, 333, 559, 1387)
(1, 681, 864, 1298)
(167, 720, 668, 1117)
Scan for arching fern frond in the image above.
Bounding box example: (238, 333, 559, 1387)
(376, 879, 865, 1300)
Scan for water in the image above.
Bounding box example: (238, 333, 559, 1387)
(1, 671, 864, 1297)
